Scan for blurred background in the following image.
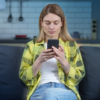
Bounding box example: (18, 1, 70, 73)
(0, 0, 100, 46)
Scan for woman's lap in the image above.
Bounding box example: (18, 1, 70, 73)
(30, 82, 77, 100)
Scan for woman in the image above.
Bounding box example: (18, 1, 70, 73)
(19, 4, 85, 100)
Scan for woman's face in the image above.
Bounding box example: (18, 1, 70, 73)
(41, 13, 63, 42)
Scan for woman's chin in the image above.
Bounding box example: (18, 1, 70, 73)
(48, 36, 58, 39)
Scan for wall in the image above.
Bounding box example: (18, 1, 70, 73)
(59, 0, 100, 39)
(0, 1, 91, 39)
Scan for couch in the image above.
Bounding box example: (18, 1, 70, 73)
(0, 44, 100, 100)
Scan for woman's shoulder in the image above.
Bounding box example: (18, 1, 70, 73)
(26, 38, 37, 46)
(65, 40, 78, 47)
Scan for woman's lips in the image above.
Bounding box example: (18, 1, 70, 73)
(49, 31, 55, 34)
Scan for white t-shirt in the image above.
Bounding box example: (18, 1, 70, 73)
(39, 43, 61, 86)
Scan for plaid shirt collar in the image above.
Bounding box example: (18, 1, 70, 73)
(35, 38, 65, 47)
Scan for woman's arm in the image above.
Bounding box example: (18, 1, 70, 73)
(52, 41, 85, 86)
(19, 41, 55, 86)
(66, 41, 85, 86)
(19, 42, 36, 86)
(52, 44, 71, 75)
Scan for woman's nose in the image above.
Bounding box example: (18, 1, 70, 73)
(49, 23, 54, 29)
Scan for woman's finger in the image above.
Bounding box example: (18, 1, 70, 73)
(46, 49, 52, 52)
(59, 44, 64, 52)
(58, 47, 62, 51)
(54, 55, 60, 61)
(42, 49, 52, 53)
(48, 51, 55, 55)
(41, 49, 55, 57)
(42, 54, 55, 61)
(52, 46, 62, 57)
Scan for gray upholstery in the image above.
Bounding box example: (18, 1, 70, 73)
(79, 46, 100, 100)
(0, 45, 100, 100)
(0, 45, 27, 100)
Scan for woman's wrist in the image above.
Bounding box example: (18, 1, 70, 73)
(32, 58, 42, 77)
(61, 59, 70, 75)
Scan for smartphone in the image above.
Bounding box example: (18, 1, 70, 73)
(47, 39, 59, 50)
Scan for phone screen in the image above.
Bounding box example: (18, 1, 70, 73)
(47, 39, 59, 49)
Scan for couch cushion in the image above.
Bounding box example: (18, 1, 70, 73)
(79, 46, 100, 100)
(0, 45, 27, 100)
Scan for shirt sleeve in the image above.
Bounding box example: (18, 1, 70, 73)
(66, 41, 85, 86)
(19, 41, 38, 86)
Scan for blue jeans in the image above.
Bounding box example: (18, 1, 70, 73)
(30, 82, 77, 100)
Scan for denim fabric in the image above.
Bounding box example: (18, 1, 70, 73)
(30, 82, 77, 100)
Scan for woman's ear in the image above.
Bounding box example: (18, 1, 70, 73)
(61, 19, 64, 27)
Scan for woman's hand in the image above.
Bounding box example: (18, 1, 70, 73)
(32, 49, 55, 77)
(52, 44, 70, 75)
(37, 49, 55, 64)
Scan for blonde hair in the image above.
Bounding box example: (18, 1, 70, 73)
(36, 4, 74, 42)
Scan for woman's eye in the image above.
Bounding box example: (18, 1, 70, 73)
(46, 23, 50, 25)
(54, 23, 58, 25)
(45, 22, 58, 25)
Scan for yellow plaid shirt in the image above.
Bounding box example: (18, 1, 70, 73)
(19, 38, 85, 100)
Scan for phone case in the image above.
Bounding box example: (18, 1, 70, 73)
(47, 39, 59, 49)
